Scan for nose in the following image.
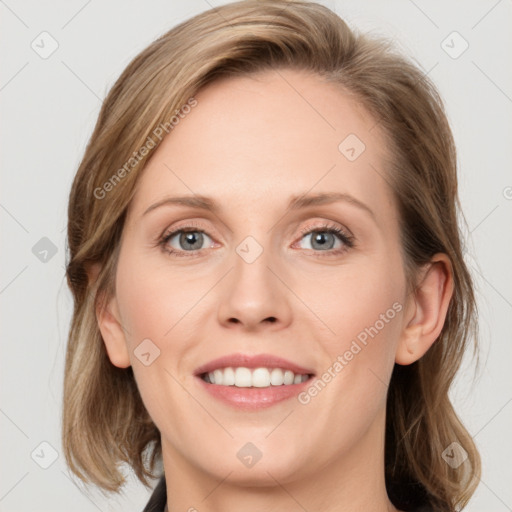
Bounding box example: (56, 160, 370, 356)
(217, 244, 293, 332)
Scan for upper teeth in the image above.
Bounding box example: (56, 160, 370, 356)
(203, 367, 310, 387)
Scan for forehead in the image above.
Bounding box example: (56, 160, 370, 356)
(128, 68, 394, 222)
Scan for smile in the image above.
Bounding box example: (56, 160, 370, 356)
(201, 367, 312, 387)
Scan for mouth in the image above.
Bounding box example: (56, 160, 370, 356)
(194, 353, 315, 409)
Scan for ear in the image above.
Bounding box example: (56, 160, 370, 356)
(395, 253, 454, 365)
(86, 262, 131, 369)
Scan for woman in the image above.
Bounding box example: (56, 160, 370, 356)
(62, 1, 481, 511)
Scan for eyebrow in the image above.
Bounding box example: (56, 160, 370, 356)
(142, 192, 375, 220)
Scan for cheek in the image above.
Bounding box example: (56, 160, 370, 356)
(299, 254, 405, 415)
(298, 284, 403, 449)
(115, 249, 201, 348)
(114, 249, 211, 408)
(305, 257, 405, 354)
(117, 278, 168, 347)
(114, 253, 197, 426)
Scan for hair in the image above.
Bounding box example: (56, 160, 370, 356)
(63, 1, 481, 510)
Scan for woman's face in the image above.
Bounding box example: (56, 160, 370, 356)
(105, 68, 411, 487)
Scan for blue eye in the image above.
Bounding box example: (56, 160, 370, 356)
(158, 223, 354, 258)
(298, 228, 348, 251)
(160, 229, 214, 255)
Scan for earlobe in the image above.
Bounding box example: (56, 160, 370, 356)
(95, 291, 132, 369)
(395, 254, 454, 365)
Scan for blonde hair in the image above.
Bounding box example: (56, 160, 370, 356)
(63, 1, 481, 510)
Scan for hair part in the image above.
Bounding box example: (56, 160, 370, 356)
(63, 1, 480, 509)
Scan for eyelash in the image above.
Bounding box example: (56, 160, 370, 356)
(157, 222, 355, 259)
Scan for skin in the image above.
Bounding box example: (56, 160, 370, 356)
(96, 68, 453, 512)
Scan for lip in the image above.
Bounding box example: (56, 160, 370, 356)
(194, 352, 315, 376)
(194, 353, 316, 411)
(196, 376, 314, 410)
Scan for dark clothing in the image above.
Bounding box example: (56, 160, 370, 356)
(142, 475, 434, 511)
(142, 476, 167, 512)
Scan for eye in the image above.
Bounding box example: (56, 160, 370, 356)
(294, 223, 354, 255)
(159, 228, 215, 256)
(157, 222, 354, 258)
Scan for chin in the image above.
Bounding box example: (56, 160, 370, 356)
(191, 438, 316, 487)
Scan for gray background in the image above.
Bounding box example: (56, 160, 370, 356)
(1, 0, 511, 510)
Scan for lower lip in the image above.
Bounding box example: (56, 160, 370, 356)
(195, 375, 314, 410)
